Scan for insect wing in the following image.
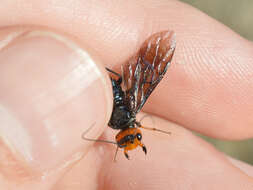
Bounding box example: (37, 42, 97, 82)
(122, 30, 176, 114)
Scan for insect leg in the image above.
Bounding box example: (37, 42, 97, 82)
(139, 114, 155, 126)
(113, 146, 119, 162)
(106, 67, 122, 84)
(140, 143, 147, 154)
(124, 149, 130, 160)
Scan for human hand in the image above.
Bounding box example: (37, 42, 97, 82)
(0, 0, 253, 189)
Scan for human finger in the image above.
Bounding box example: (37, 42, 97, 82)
(54, 113, 253, 190)
(1, 0, 252, 139)
(0, 28, 112, 189)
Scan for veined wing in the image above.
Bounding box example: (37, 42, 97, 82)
(122, 30, 176, 114)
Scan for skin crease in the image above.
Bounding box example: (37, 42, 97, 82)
(0, 0, 253, 189)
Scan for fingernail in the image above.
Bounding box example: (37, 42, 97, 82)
(0, 30, 112, 171)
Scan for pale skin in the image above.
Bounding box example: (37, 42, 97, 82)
(0, 0, 253, 189)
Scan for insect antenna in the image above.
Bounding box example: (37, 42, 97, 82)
(135, 121, 171, 135)
(81, 123, 117, 145)
(140, 126, 171, 135)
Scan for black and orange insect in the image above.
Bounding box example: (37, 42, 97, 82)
(83, 30, 176, 160)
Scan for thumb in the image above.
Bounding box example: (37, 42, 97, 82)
(0, 27, 112, 189)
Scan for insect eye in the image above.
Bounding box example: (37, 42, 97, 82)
(136, 133, 142, 141)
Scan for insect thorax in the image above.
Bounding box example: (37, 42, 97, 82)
(108, 105, 135, 129)
(108, 79, 135, 129)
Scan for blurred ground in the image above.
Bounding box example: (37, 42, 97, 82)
(179, 0, 253, 164)
(180, 0, 253, 40)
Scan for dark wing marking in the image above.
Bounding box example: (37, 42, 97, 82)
(122, 30, 176, 114)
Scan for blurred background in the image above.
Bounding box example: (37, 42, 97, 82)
(179, 0, 253, 164)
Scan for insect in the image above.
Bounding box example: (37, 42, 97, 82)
(83, 30, 176, 160)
